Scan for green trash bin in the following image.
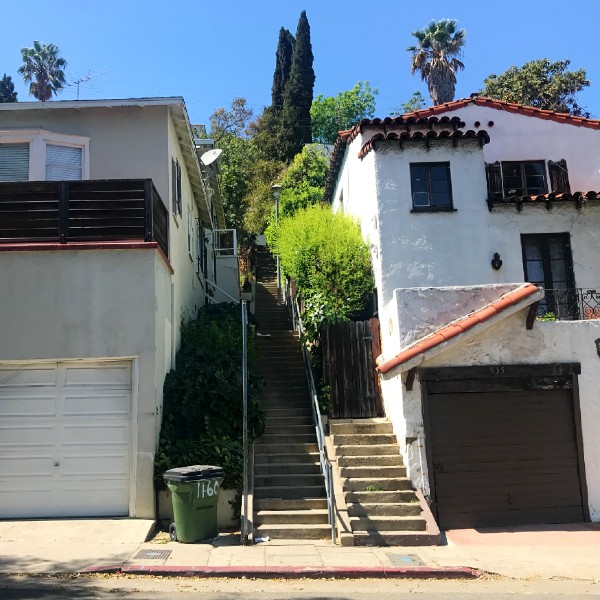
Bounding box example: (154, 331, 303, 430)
(163, 465, 224, 543)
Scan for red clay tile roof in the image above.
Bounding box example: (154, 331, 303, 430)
(401, 96, 600, 130)
(376, 283, 540, 375)
(358, 129, 490, 159)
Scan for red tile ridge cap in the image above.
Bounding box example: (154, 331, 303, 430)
(376, 283, 540, 375)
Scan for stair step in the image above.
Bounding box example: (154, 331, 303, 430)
(254, 485, 326, 499)
(334, 444, 398, 456)
(347, 502, 422, 517)
(254, 497, 328, 511)
(255, 473, 324, 487)
(333, 433, 397, 445)
(255, 509, 329, 525)
(254, 452, 320, 465)
(259, 433, 317, 444)
(263, 408, 312, 418)
(254, 523, 331, 540)
(342, 477, 413, 492)
(330, 421, 393, 435)
(254, 442, 319, 454)
(350, 515, 426, 532)
(338, 455, 404, 467)
(255, 463, 321, 475)
(352, 531, 441, 547)
(344, 491, 417, 503)
(339, 465, 406, 478)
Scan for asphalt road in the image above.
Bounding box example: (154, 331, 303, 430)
(1, 575, 600, 599)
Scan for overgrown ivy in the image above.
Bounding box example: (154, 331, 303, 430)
(154, 303, 265, 493)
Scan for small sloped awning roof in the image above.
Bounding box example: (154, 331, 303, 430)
(376, 283, 543, 377)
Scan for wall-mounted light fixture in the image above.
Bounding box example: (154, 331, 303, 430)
(491, 252, 503, 270)
(595, 338, 600, 357)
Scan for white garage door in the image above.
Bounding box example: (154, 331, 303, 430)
(0, 361, 132, 518)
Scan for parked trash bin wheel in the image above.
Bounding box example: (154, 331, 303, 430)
(169, 523, 177, 542)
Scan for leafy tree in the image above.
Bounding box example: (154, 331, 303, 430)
(311, 82, 378, 144)
(278, 145, 327, 216)
(0, 74, 17, 103)
(408, 19, 465, 105)
(272, 28, 295, 110)
(281, 10, 315, 161)
(390, 90, 426, 116)
(209, 97, 253, 143)
(18, 41, 67, 101)
(271, 204, 374, 340)
(481, 59, 590, 116)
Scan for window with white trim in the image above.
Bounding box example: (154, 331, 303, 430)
(0, 143, 30, 181)
(0, 130, 89, 181)
(46, 144, 83, 180)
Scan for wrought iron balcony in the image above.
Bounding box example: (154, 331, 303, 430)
(535, 288, 600, 321)
(0, 179, 169, 258)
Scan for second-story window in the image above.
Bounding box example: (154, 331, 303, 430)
(171, 158, 182, 216)
(410, 162, 453, 210)
(502, 161, 546, 196)
(486, 159, 570, 200)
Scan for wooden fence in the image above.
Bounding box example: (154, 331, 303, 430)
(321, 318, 383, 419)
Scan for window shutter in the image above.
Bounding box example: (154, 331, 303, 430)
(0, 143, 30, 181)
(46, 144, 82, 180)
(548, 159, 571, 194)
(485, 162, 503, 200)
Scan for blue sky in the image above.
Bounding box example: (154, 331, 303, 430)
(2, 0, 599, 125)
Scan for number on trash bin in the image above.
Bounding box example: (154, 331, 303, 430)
(197, 479, 220, 498)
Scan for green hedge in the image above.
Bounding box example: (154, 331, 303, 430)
(154, 303, 265, 491)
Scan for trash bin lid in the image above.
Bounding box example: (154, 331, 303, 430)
(163, 464, 224, 483)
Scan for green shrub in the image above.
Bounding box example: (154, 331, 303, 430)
(272, 204, 374, 340)
(154, 303, 265, 492)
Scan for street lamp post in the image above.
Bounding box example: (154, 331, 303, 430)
(271, 184, 282, 304)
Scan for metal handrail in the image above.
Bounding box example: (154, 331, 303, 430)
(205, 279, 240, 304)
(286, 282, 336, 544)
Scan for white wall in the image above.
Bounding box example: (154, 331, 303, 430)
(439, 104, 600, 192)
(383, 308, 600, 522)
(0, 248, 161, 518)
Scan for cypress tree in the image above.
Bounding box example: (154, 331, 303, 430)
(272, 28, 295, 110)
(281, 10, 315, 161)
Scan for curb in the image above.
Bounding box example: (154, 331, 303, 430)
(84, 564, 479, 579)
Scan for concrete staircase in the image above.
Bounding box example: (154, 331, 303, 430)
(332, 419, 438, 546)
(253, 248, 330, 540)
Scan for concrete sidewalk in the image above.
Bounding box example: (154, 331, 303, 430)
(0, 520, 599, 581)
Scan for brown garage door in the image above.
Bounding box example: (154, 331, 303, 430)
(422, 364, 588, 530)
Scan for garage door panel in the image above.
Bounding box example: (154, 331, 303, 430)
(425, 368, 585, 529)
(64, 364, 131, 386)
(0, 367, 57, 386)
(433, 441, 578, 463)
(0, 361, 132, 519)
(433, 456, 580, 476)
(63, 397, 130, 418)
(443, 506, 584, 529)
(61, 453, 130, 477)
(437, 486, 583, 510)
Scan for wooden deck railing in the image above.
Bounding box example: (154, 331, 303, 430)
(0, 179, 169, 258)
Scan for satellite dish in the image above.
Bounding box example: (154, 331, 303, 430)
(200, 148, 223, 168)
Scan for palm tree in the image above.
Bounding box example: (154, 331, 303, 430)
(408, 19, 465, 106)
(18, 41, 67, 101)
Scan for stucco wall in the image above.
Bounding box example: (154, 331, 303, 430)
(439, 104, 600, 192)
(384, 309, 600, 522)
(0, 248, 161, 518)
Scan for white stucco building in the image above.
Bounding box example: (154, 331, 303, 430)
(326, 97, 600, 529)
(0, 98, 239, 519)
